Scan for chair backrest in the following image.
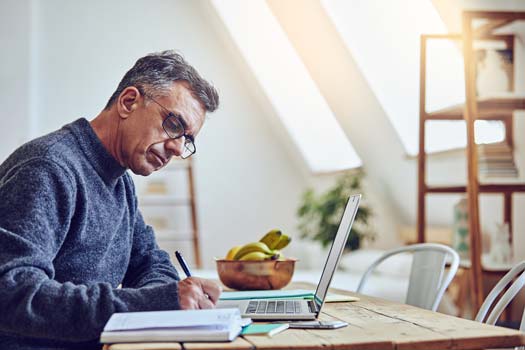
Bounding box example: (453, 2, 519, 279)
(356, 243, 460, 311)
(475, 261, 525, 332)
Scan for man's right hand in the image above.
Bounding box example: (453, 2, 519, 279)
(178, 277, 222, 310)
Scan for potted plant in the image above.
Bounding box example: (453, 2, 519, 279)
(297, 171, 374, 251)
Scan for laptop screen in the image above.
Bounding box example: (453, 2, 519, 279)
(313, 194, 361, 314)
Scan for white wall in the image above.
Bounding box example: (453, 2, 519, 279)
(0, 0, 32, 161)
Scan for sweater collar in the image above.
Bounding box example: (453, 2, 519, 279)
(68, 118, 127, 184)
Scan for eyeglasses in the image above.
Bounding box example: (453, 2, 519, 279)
(144, 94, 196, 159)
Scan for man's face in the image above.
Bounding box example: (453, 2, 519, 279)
(119, 82, 206, 176)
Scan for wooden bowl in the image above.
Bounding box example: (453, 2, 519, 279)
(215, 259, 296, 290)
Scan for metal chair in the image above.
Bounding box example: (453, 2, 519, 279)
(475, 261, 525, 332)
(356, 243, 460, 311)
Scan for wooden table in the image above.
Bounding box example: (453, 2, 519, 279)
(105, 283, 525, 350)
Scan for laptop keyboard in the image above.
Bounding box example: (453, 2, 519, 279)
(245, 300, 302, 314)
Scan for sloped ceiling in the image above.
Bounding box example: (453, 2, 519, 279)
(265, 0, 410, 230)
(209, 0, 362, 174)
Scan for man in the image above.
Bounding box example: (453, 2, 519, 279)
(0, 51, 221, 349)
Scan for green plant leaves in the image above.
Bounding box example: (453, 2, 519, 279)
(297, 171, 375, 251)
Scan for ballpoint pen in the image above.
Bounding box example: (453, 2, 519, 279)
(175, 251, 192, 277)
(175, 251, 211, 300)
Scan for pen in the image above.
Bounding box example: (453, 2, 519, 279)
(175, 250, 192, 277)
(175, 251, 211, 300)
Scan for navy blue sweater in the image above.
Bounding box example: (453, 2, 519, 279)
(0, 118, 181, 349)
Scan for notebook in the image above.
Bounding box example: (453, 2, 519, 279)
(217, 194, 361, 320)
(241, 323, 289, 337)
(100, 308, 242, 343)
(219, 289, 360, 303)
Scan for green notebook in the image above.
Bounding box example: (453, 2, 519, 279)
(220, 289, 313, 300)
(220, 289, 359, 303)
(241, 323, 289, 337)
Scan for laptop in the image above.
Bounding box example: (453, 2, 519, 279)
(217, 194, 361, 320)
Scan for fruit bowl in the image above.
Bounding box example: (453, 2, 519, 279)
(216, 258, 296, 290)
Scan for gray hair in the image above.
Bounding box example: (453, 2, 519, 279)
(105, 50, 219, 112)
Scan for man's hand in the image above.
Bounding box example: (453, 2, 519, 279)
(178, 277, 222, 309)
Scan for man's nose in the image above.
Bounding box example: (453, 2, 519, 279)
(165, 137, 185, 157)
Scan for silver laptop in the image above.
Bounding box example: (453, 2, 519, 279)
(217, 194, 361, 320)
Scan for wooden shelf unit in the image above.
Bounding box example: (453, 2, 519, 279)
(418, 12, 525, 312)
(134, 158, 202, 268)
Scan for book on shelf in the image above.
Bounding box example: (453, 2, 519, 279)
(477, 142, 518, 178)
(100, 308, 243, 344)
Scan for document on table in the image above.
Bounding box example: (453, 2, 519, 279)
(100, 308, 243, 343)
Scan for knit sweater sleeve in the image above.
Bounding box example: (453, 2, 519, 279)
(0, 159, 180, 342)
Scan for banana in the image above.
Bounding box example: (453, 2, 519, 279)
(259, 229, 282, 249)
(271, 250, 283, 260)
(273, 234, 291, 250)
(225, 245, 242, 260)
(233, 242, 274, 260)
(239, 251, 275, 261)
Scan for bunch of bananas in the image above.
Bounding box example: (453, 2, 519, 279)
(225, 229, 291, 261)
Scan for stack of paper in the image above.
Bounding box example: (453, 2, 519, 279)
(100, 308, 242, 343)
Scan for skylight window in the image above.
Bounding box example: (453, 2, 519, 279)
(210, 0, 361, 173)
(321, 0, 505, 155)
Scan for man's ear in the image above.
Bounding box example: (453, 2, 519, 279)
(117, 87, 141, 119)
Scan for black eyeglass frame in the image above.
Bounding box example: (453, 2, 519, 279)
(142, 92, 196, 159)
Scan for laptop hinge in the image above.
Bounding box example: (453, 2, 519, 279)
(307, 300, 318, 313)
